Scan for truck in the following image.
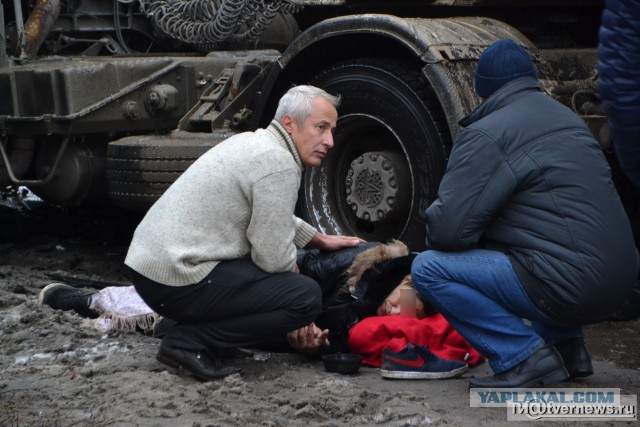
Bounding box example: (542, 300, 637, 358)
(1, 0, 637, 251)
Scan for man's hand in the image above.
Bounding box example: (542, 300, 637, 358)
(309, 232, 365, 251)
(287, 323, 330, 354)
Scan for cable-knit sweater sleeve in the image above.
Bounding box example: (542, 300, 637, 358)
(248, 168, 304, 273)
(294, 216, 317, 248)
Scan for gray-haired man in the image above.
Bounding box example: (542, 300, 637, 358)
(125, 86, 363, 380)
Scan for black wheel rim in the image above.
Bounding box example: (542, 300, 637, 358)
(303, 112, 414, 242)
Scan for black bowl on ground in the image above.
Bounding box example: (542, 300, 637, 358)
(322, 353, 363, 374)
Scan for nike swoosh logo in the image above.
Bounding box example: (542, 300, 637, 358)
(384, 354, 424, 367)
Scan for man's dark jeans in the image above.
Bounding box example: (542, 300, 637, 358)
(132, 259, 322, 353)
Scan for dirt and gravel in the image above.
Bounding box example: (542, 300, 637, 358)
(1, 196, 639, 426)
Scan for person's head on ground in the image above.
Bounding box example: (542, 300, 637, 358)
(376, 274, 429, 318)
(475, 39, 537, 100)
(343, 240, 435, 319)
(274, 85, 340, 167)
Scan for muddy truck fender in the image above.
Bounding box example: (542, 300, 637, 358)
(251, 14, 607, 250)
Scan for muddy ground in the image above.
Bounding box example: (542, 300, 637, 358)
(1, 197, 639, 426)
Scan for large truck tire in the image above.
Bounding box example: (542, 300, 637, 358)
(107, 132, 232, 210)
(302, 58, 449, 250)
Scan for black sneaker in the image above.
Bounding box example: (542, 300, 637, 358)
(38, 283, 98, 318)
(381, 344, 468, 379)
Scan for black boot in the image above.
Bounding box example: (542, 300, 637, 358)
(555, 336, 593, 378)
(469, 344, 569, 388)
(38, 283, 99, 318)
(156, 344, 242, 381)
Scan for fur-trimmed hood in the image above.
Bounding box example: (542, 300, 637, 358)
(296, 240, 416, 321)
(344, 240, 416, 319)
(344, 240, 409, 294)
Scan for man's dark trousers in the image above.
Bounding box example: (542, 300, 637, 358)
(132, 259, 322, 353)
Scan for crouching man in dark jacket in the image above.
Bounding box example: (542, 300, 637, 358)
(411, 39, 639, 388)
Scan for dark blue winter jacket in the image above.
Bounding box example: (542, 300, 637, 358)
(598, 0, 640, 188)
(426, 77, 638, 324)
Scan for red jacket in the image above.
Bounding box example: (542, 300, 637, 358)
(348, 314, 484, 367)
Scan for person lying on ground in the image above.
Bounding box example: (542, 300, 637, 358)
(296, 240, 484, 379)
(40, 241, 482, 380)
(38, 242, 431, 344)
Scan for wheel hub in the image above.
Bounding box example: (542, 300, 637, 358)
(346, 151, 405, 222)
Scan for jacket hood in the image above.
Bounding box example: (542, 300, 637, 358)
(344, 240, 417, 318)
(344, 240, 409, 294)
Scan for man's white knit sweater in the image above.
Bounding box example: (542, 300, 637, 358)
(125, 121, 318, 287)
